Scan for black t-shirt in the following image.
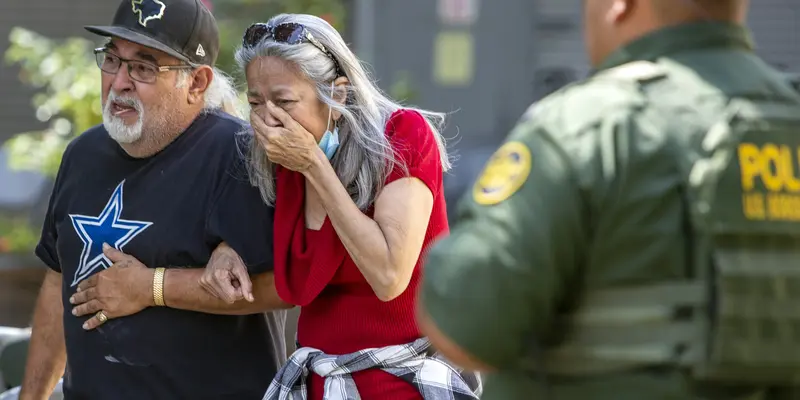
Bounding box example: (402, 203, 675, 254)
(35, 110, 286, 400)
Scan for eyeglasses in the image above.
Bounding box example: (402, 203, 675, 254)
(242, 23, 345, 77)
(93, 48, 193, 84)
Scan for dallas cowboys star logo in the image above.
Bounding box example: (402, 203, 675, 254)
(69, 181, 152, 287)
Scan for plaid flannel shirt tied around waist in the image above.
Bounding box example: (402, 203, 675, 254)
(262, 337, 482, 400)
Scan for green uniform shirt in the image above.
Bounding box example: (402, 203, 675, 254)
(422, 21, 800, 400)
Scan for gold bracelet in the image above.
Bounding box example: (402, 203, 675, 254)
(153, 267, 166, 307)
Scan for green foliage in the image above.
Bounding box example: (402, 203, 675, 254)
(0, 216, 38, 254)
(389, 71, 419, 104)
(214, 0, 347, 80)
(280, 0, 346, 27)
(4, 27, 102, 177)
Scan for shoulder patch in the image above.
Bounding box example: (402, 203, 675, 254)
(472, 141, 532, 206)
(602, 60, 667, 83)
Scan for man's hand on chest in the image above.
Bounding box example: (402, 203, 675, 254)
(69, 243, 156, 330)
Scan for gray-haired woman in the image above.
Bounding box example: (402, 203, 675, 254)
(201, 13, 482, 400)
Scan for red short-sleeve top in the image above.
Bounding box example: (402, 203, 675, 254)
(272, 109, 449, 399)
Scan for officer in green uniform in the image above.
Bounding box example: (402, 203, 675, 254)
(418, 0, 800, 399)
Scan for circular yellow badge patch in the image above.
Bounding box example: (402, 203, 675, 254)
(472, 141, 532, 206)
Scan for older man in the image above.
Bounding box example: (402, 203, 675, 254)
(18, 1, 288, 399)
(420, 0, 800, 399)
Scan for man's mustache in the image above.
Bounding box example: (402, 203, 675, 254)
(105, 92, 143, 113)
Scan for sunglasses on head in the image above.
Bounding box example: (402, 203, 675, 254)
(243, 22, 345, 77)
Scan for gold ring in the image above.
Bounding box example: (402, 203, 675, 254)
(96, 311, 108, 323)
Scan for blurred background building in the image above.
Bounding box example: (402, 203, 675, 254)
(0, 0, 798, 336)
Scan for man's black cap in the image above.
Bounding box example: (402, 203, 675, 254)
(85, 0, 219, 66)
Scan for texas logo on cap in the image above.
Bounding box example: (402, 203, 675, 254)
(131, 0, 166, 28)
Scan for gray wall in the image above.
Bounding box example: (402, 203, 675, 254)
(747, 0, 800, 71)
(357, 0, 540, 152)
(356, 0, 799, 151)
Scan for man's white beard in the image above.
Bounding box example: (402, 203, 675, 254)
(103, 91, 144, 144)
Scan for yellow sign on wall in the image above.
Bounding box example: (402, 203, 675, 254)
(433, 31, 474, 87)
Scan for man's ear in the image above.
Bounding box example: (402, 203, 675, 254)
(331, 76, 349, 122)
(187, 66, 213, 105)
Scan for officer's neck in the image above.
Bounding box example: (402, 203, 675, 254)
(613, 11, 743, 60)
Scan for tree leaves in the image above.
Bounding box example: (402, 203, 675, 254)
(4, 27, 102, 177)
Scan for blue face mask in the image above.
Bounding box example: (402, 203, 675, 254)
(319, 82, 340, 160)
(318, 126, 339, 160)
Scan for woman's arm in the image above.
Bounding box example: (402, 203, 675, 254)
(69, 245, 294, 330)
(303, 150, 434, 301)
(164, 268, 292, 315)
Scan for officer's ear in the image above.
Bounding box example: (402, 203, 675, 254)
(606, 0, 635, 24)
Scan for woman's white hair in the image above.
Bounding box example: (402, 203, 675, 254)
(235, 13, 451, 210)
(178, 68, 244, 119)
